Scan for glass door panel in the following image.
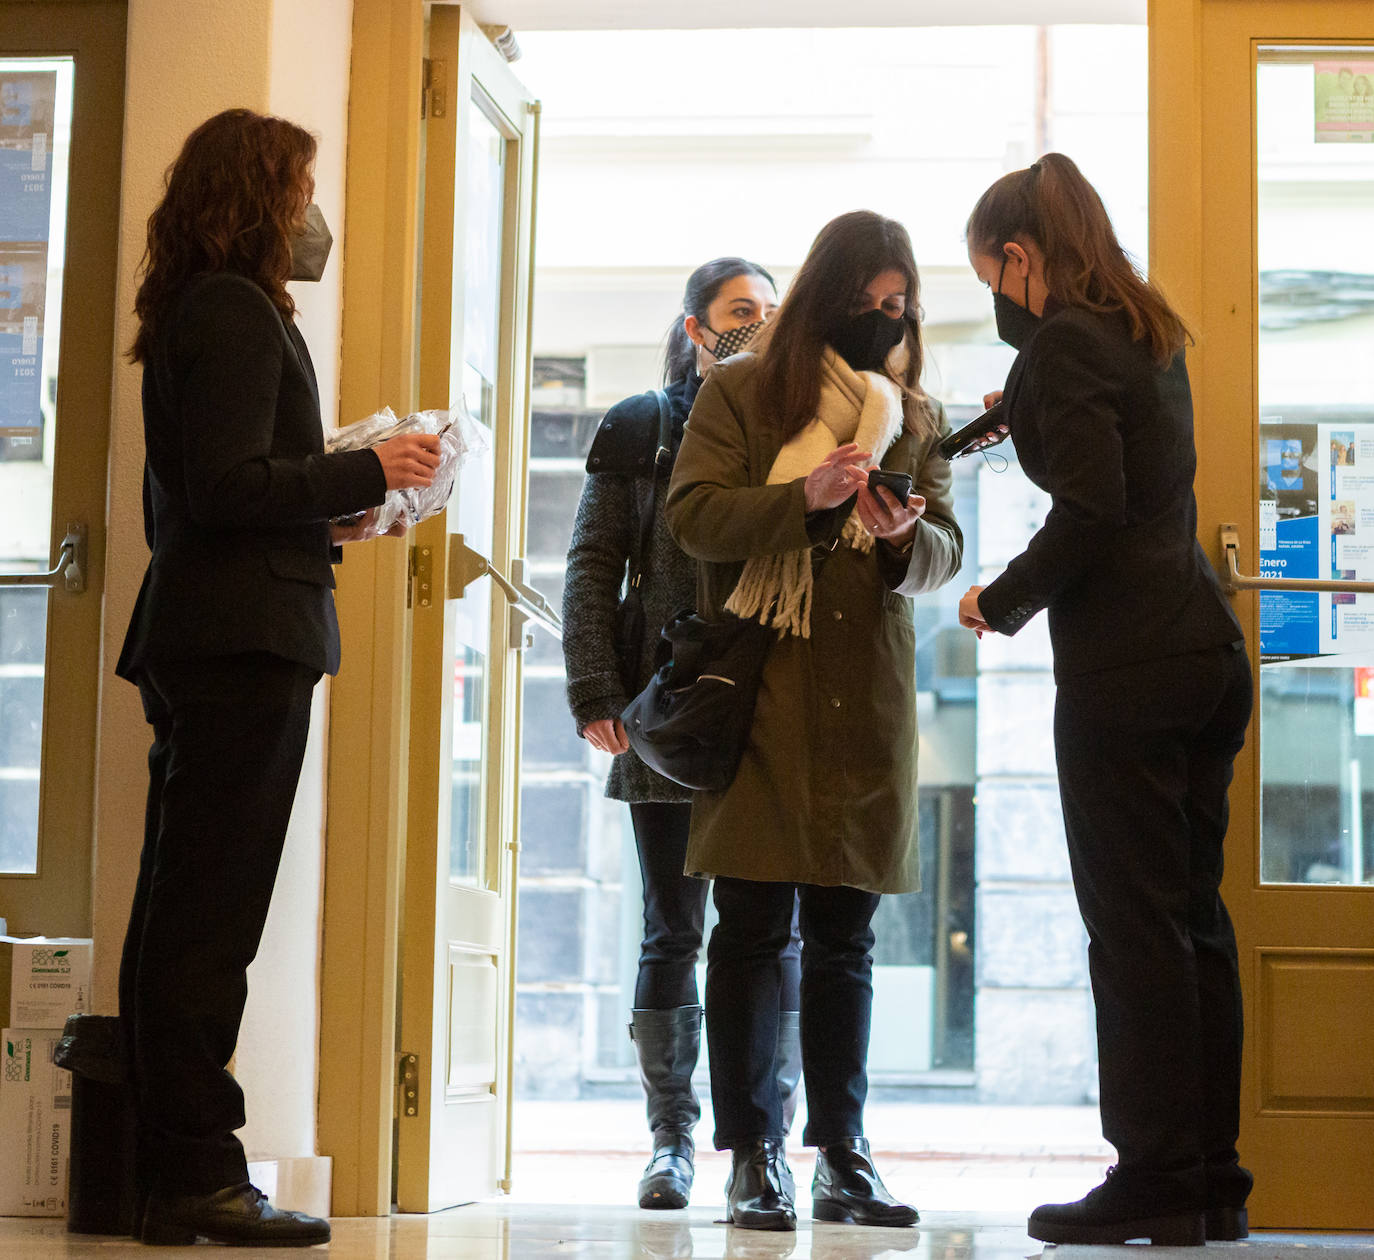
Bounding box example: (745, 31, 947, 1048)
(448, 90, 507, 890)
(0, 57, 71, 875)
(1255, 46, 1374, 887)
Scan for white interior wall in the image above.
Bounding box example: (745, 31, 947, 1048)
(93, 0, 353, 1173)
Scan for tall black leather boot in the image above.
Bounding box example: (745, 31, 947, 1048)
(630, 1006, 701, 1209)
(52, 1014, 137, 1236)
(776, 1010, 802, 1137)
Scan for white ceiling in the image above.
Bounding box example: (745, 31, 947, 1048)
(461, 0, 1147, 31)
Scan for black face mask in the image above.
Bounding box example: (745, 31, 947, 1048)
(992, 253, 1040, 350)
(290, 203, 333, 282)
(831, 307, 905, 373)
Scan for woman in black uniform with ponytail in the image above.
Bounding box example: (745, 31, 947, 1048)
(958, 154, 1252, 1248)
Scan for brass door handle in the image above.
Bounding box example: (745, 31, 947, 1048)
(0, 523, 86, 592)
(448, 534, 562, 646)
(1219, 522, 1374, 595)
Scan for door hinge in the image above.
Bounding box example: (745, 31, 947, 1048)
(411, 543, 434, 609)
(422, 57, 447, 120)
(397, 1051, 420, 1118)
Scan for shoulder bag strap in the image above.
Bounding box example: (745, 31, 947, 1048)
(628, 389, 673, 590)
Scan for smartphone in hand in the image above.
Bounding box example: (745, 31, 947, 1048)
(938, 401, 1008, 460)
(867, 468, 914, 503)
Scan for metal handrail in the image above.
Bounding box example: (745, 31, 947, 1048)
(0, 524, 87, 592)
(1219, 522, 1374, 595)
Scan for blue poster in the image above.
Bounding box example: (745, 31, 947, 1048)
(1258, 423, 1320, 658)
(0, 73, 55, 244)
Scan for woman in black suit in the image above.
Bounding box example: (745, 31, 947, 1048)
(957, 153, 1252, 1248)
(116, 109, 439, 1248)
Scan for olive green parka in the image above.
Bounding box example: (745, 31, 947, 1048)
(665, 354, 964, 894)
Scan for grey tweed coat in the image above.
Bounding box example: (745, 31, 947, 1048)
(562, 374, 702, 803)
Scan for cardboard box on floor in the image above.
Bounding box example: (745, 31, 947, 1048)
(0, 1029, 70, 1216)
(0, 937, 92, 1029)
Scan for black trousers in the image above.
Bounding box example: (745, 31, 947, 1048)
(1054, 642, 1251, 1179)
(630, 802, 801, 1011)
(118, 653, 320, 1196)
(707, 876, 880, 1149)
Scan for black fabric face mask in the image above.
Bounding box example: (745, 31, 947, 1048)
(290, 203, 333, 282)
(831, 308, 905, 373)
(992, 253, 1040, 350)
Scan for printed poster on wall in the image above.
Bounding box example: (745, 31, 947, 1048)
(1259, 421, 1374, 661)
(0, 69, 56, 462)
(1315, 59, 1374, 144)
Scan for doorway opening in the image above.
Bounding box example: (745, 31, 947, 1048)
(508, 19, 1141, 1204)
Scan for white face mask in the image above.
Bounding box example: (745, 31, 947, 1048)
(290, 203, 333, 282)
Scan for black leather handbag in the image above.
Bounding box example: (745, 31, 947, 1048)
(621, 609, 772, 792)
(609, 389, 674, 693)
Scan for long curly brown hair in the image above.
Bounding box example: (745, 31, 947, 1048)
(130, 108, 316, 364)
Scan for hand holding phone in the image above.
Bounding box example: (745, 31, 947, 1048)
(867, 468, 913, 504)
(938, 401, 1009, 461)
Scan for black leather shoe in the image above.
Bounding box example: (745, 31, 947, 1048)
(724, 1138, 796, 1231)
(140, 1182, 330, 1247)
(812, 1137, 918, 1227)
(1205, 1158, 1252, 1240)
(1028, 1165, 1205, 1246)
(639, 1132, 694, 1209)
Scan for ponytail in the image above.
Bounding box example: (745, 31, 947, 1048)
(967, 152, 1187, 365)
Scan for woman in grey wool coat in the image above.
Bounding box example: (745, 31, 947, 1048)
(562, 258, 802, 1211)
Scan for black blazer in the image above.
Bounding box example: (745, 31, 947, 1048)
(117, 273, 387, 681)
(978, 302, 1242, 681)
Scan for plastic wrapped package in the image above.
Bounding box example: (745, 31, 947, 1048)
(326, 402, 487, 533)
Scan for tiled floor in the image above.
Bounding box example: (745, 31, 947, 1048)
(1, 1103, 1370, 1256)
(3, 1204, 1374, 1258)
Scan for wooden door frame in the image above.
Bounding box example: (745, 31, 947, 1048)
(1151, 0, 1374, 1228)
(318, 0, 424, 1219)
(0, 2, 125, 936)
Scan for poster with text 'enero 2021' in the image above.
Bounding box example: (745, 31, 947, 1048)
(1259, 422, 1374, 661)
(0, 70, 55, 462)
(1315, 59, 1374, 144)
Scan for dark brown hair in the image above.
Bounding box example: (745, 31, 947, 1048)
(966, 152, 1187, 365)
(751, 211, 934, 442)
(130, 108, 316, 364)
(662, 257, 776, 385)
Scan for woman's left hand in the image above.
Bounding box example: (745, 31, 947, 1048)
(331, 508, 409, 544)
(958, 585, 992, 638)
(856, 484, 926, 548)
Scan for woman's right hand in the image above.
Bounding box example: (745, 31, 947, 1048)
(583, 718, 629, 755)
(374, 432, 442, 490)
(983, 389, 1004, 410)
(804, 443, 872, 511)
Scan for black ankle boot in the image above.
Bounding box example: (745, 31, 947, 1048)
(775, 1010, 802, 1137)
(630, 1007, 701, 1209)
(1205, 1156, 1252, 1240)
(812, 1136, 917, 1227)
(725, 1138, 796, 1231)
(1028, 1164, 1206, 1246)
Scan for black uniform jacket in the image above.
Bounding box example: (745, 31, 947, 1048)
(978, 301, 1242, 681)
(117, 272, 387, 681)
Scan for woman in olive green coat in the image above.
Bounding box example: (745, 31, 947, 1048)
(666, 211, 963, 1232)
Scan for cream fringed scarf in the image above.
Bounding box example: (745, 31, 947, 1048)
(725, 349, 906, 638)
